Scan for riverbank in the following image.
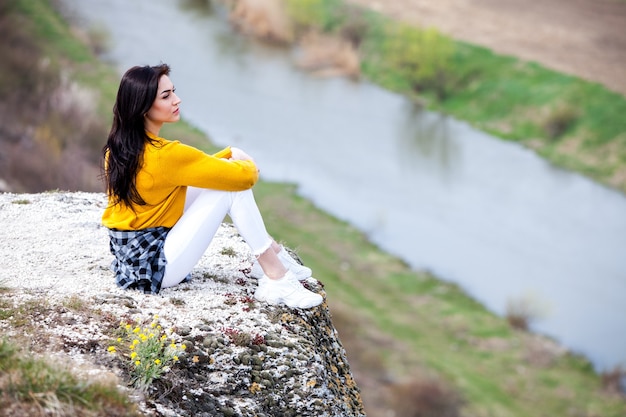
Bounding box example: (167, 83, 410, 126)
(346, 0, 626, 96)
(278, 0, 626, 194)
(3, 0, 626, 415)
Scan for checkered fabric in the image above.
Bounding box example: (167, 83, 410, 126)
(108, 227, 170, 294)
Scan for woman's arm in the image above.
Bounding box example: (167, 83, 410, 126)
(157, 141, 259, 191)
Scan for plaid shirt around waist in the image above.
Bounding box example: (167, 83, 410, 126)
(108, 227, 170, 294)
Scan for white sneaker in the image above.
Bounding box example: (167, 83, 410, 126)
(277, 247, 312, 280)
(249, 247, 312, 281)
(256, 271, 323, 309)
(254, 276, 270, 302)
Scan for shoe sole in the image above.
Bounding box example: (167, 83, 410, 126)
(264, 294, 323, 309)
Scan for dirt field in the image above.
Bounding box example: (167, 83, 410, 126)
(346, 0, 626, 96)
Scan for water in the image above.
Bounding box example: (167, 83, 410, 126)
(59, 0, 626, 371)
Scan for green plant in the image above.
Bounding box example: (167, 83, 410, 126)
(220, 246, 238, 257)
(107, 315, 186, 390)
(0, 338, 137, 416)
(543, 102, 581, 139)
(381, 23, 455, 99)
(170, 297, 186, 306)
(62, 294, 88, 311)
(283, 0, 343, 32)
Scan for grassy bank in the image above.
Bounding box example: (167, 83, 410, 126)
(250, 181, 626, 416)
(283, 0, 626, 194)
(4, 0, 625, 415)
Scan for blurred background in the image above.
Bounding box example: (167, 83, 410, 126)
(1, 0, 625, 415)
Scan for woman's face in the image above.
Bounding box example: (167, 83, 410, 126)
(144, 75, 181, 132)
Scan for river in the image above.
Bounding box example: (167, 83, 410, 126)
(59, 0, 626, 372)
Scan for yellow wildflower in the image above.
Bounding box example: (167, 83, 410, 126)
(107, 346, 116, 353)
(130, 352, 137, 359)
(155, 359, 161, 365)
(133, 327, 140, 333)
(135, 360, 141, 366)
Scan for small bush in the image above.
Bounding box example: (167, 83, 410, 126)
(86, 24, 111, 55)
(505, 293, 549, 331)
(390, 376, 464, 417)
(381, 23, 455, 99)
(283, 0, 343, 33)
(543, 103, 581, 139)
(229, 0, 294, 43)
(601, 366, 626, 394)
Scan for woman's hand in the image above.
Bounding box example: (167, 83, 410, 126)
(230, 147, 259, 173)
(230, 147, 254, 162)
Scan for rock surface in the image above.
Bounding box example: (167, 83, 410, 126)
(0, 191, 365, 417)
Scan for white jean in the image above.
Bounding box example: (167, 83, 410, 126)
(161, 187, 272, 288)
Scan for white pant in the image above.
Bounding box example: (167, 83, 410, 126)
(161, 187, 272, 288)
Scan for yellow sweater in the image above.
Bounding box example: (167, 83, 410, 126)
(102, 134, 259, 230)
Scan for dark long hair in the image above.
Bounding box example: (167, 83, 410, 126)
(103, 64, 170, 207)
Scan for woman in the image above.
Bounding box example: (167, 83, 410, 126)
(102, 64, 322, 309)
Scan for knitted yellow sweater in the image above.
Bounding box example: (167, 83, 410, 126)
(102, 134, 259, 230)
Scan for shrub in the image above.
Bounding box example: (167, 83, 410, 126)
(389, 376, 464, 417)
(381, 23, 455, 99)
(601, 366, 626, 394)
(543, 102, 581, 139)
(505, 293, 549, 331)
(283, 0, 343, 33)
(229, 0, 294, 44)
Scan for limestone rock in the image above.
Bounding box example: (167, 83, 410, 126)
(0, 191, 366, 416)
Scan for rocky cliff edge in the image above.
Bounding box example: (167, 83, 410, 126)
(0, 191, 365, 417)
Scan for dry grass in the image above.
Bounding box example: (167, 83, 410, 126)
(228, 0, 294, 44)
(505, 292, 549, 331)
(389, 375, 464, 417)
(602, 366, 626, 395)
(0, 293, 139, 417)
(295, 31, 360, 79)
(225, 0, 361, 78)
